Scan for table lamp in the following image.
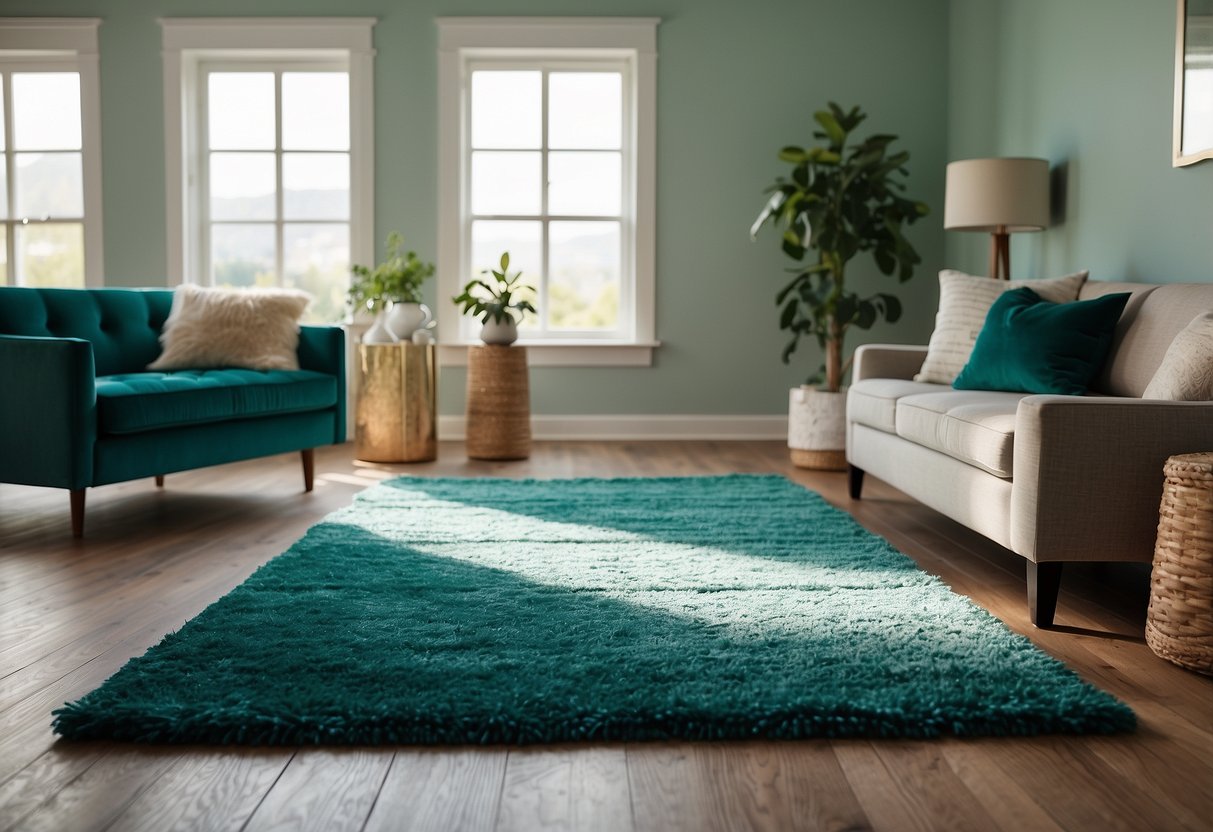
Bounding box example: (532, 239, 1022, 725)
(944, 158, 1050, 280)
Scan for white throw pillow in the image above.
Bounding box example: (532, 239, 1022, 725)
(1142, 311, 1213, 401)
(148, 285, 311, 372)
(914, 269, 1089, 384)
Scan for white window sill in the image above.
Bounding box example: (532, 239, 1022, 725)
(438, 340, 660, 367)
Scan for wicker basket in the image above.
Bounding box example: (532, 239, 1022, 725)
(1146, 452, 1213, 675)
(465, 345, 531, 460)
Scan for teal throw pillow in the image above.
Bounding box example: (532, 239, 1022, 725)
(953, 287, 1130, 395)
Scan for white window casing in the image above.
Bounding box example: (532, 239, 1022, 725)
(159, 18, 375, 292)
(0, 18, 103, 288)
(436, 17, 659, 367)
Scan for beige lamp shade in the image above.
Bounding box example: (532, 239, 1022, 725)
(944, 157, 1050, 232)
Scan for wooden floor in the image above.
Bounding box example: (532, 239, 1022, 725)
(1, 441, 1210, 832)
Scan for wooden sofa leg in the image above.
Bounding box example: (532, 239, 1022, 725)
(848, 465, 865, 499)
(155, 475, 165, 488)
(1027, 561, 1063, 628)
(301, 449, 315, 493)
(70, 489, 86, 539)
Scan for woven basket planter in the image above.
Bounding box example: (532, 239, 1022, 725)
(466, 345, 531, 460)
(1146, 452, 1213, 675)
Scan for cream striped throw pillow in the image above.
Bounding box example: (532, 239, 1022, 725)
(914, 269, 1089, 384)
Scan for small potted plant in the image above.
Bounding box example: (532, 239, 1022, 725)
(752, 103, 928, 469)
(349, 232, 436, 343)
(452, 252, 537, 345)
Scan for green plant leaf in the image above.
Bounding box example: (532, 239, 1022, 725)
(778, 146, 808, 163)
(814, 110, 845, 147)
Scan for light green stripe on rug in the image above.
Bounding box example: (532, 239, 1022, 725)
(53, 475, 1134, 744)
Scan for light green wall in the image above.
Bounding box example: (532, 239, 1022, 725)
(6, 0, 951, 415)
(947, 0, 1213, 284)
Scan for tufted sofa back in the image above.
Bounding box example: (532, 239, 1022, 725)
(0, 287, 173, 377)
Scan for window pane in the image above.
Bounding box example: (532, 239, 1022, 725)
(15, 223, 85, 287)
(211, 224, 275, 287)
(283, 153, 349, 220)
(15, 153, 84, 218)
(208, 73, 275, 150)
(12, 73, 81, 151)
(282, 72, 349, 150)
(0, 228, 8, 283)
(471, 220, 542, 329)
(548, 221, 620, 331)
(284, 223, 349, 323)
(0, 80, 5, 152)
(471, 71, 541, 149)
(210, 153, 276, 220)
(548, 152, 622, 217)
(549, 73, 622, 150)
(0, 163, 6, 219)
(471, 151, 541, 215)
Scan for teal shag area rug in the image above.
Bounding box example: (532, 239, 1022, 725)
(53, 475, 1134, 744)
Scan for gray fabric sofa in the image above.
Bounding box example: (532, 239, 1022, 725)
(846, 281, 1213, 627)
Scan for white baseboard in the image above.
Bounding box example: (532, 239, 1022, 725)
(436, 414, 788, 441)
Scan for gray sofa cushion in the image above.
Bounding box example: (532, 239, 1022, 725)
(847, 379, 948, 434)
(1083, 281, 1213, 397)
(895, 390, 1028, 478)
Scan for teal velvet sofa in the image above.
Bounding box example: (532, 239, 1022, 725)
(0, 287, 346, 537)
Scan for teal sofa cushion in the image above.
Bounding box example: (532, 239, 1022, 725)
(96, 369, 338, 435)
(0, 287, 172, 375)
(954, 288, 1131, 395)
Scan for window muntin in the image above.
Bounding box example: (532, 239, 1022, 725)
(464, 62, 631, 339)
(199, 64, 351, 322)
(1, 68, 88, 287)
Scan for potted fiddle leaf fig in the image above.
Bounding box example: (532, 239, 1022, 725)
(452, 252, 537, 345)
(752, 102, 928, 469)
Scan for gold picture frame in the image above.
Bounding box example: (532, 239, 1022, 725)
(1174, 0, 1213, 166)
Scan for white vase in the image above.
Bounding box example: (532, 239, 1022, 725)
(787, 386, 848, 470)
(362, 311, 399, 344)
(386, 302, 432, 341)
(480, 316, 518, 345)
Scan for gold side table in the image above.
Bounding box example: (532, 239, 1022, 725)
(466, 345, 531, 460)
(355, 343, 437, 463)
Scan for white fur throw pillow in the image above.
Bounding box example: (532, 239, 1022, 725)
(914, 269, 1089, 384)
(1142, 311, 1213, 400)
(148, 285, 311, 372)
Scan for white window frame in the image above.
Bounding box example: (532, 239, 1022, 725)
(0, 18, 103, 288)
(159, 18, 375, 291)
(437, 17, 659, 368)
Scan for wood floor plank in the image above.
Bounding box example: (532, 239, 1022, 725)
(937, 740, 1065, 832)
(243, 749, 393, 832)
(0, 746, 105, 831)
(495, 746, 631, 832)
(14, 747, 182, 832)
(362, 749, 507, 832)
(773, 743, 871, 832)
(834, 740, 996, 832)
(105, 749, 294, 832)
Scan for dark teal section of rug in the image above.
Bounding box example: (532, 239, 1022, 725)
(52, 475, 1134, 744)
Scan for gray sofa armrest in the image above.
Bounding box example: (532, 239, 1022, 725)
(852, 344, 928, 382)
(1011, 395, 1213, 563)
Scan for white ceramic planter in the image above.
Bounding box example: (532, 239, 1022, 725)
(787, 386, 848, 470)
(480, 316, 518, 345)
(387, 302, 432, 341)
(362, 311, 398, 344)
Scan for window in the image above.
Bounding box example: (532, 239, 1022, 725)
(201, 64, 351, 322)
(437, 18, 659, 366)
(0, 19, 102, 287)
(161, 19, 375, 323)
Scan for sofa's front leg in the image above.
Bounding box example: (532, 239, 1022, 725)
(70, 489, 86, 538)
(301, 449, 315, 492)
(848, 465, 865, 500)
(1027, 561, 1063, 628)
